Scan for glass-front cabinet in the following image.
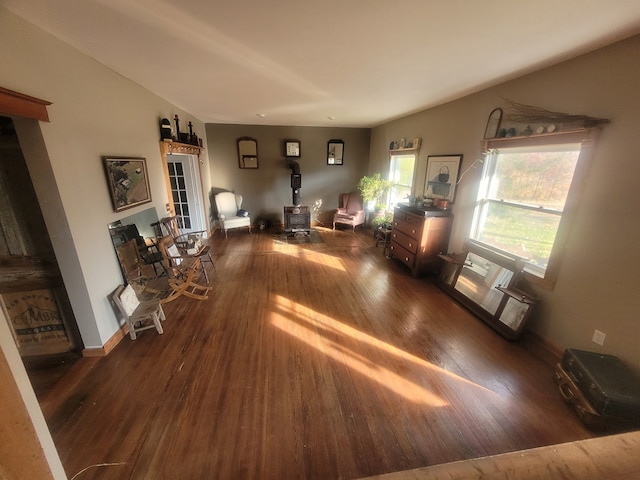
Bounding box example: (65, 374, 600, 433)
(437, 239, 537, 339)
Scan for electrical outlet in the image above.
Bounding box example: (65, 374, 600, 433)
(592, 329, 606, 346)
(165, 203, 171, 212)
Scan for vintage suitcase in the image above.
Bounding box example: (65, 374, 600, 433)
(562, 348, 640, 419)
(554, 363, 626, 431)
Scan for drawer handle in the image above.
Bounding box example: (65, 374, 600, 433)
(405, 257, 409, 262)
(412, 229, 416, 234)
(408, 242, 412, 247)
(392, 234, 397, 238)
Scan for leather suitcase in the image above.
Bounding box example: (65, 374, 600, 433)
(562, 348, 640, 419)
(554, 363, 627, 431)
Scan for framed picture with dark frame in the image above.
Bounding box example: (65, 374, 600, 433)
(424, 154, 463, 203)
(103, 156, 152, 212)
(284, 140, 301, 158)
(327, 139, 344, 165)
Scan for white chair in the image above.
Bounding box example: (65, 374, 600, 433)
(112, 284, 165, 340)
(214, 191, 252, 238)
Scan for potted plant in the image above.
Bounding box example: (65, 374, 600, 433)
(372, 211, 393, 229)
(357, 173, 391, 211)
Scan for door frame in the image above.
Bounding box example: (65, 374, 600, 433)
(159, 141, 208, 234)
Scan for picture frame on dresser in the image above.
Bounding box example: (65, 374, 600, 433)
(424, 154, 463, 203)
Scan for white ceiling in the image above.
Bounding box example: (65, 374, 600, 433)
(3, 0, 640, 127)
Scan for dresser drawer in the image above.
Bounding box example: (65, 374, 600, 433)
(389, 242, 415, 269)
(392, 218, 421, 238)
(391, 229, 418, 254)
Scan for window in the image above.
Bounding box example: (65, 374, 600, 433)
(388, 153, 416, 208)
(471, 130, 598, 288)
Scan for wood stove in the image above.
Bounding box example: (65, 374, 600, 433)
(284, 206, 310, 234)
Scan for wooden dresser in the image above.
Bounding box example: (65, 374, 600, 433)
(389, 204, 452, 277)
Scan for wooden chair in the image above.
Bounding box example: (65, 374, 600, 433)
(111, 284, 165, 340)
(115, 239, 168, 302)
(157, 235, 212, 302)
(115, 239, 145, 284)
(160, 215, 215, 282)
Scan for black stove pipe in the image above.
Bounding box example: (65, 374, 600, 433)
(290, 161, 301, 205)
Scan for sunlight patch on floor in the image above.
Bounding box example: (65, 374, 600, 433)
(273, 248, 347, 271)
(270, 294, 480, 406)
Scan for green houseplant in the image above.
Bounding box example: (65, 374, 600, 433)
(372, 211, 393, 229)
(357, 173, 391, 210)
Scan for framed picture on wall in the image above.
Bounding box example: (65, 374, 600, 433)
(327, 139, 344, 165)
(103, 156, 152, 212)
(424, 154, 463, 203)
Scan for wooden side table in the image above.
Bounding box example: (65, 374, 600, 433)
(375, 227, 392, 256)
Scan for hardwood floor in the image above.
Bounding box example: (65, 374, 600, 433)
(39, 227, 597, 480)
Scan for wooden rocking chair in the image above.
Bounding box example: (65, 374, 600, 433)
(158, 235, 212, 303)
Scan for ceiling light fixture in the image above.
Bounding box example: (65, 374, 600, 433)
(256, 113, 266, 118)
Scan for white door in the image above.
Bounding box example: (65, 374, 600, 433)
(166, 154, 206, 233)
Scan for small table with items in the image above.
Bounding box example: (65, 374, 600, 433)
(375, 226, 393, 256)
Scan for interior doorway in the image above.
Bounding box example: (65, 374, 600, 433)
(0, 116, 82, 395)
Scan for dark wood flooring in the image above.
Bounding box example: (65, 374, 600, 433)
(38, 227, 597, 479)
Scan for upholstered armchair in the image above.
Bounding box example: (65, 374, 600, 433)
(333, 192, 365, 232)
(214, 191, 252, 238)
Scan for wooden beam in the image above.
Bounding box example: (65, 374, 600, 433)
(0, 87, 52, 122)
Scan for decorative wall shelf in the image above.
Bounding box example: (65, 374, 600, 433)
(159, 140, 203, 156)
(483, 128, 593, 142)
(389, 147, 420, 154)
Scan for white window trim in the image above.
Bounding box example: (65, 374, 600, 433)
(478, 128, 600, 290)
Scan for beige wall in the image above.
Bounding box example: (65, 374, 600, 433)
(0, 9, 208, 348)
(205, 124, 370, 226)
(370, 35, 640, 367)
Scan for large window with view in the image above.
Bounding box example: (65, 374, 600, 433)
(388, 153, 416, 208)
(471, 130, 598, 288)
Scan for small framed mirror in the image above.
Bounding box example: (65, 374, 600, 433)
(237, 137, 258, 169)
(327, 139, 344, 165)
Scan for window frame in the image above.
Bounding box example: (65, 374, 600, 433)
(387, 151, 417, 209)
(476, 128, 600, 289)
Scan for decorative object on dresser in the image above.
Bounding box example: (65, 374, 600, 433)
(103, 156, 152, 212)
(424, 154, 462, 204)
(437, 239, 537, 340)
(388, 203, 452, 277)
